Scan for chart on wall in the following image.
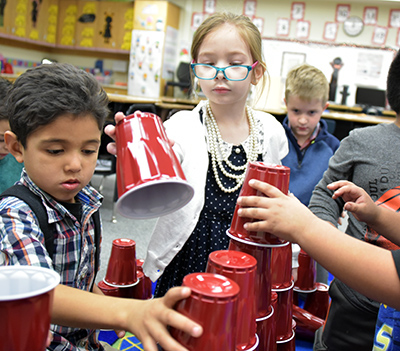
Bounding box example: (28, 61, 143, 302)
(128, 30, 165, 98)
(262, 38, 396, 105)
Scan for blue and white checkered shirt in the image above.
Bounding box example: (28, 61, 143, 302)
(0, 169, 104, 351)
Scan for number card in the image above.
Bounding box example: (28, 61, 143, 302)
(372, 26, 388, 45)
(203, 0, 216, 14)
(296, 20, 310, 39)
(336, 4, 350, 23)
(389, 9, 400, 28)
(363, 7, 378, 25)
(192, 12, 205, 31)
(276, 18, 290, 37)
(291, 2, 305, 20)
(244, 0, 257, 17)
(323, 22, 338, 41)
(252, 17, 264, 34)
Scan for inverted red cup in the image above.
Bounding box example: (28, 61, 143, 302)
(276, 330, 295, 351)
(0, 266, 60, 351)
(170, 272, 240, 350)
(104, 238, 137, 287)
(294, 250, 317, 293)
(228, 162, 290, 246)
(115, 112, 194, 219)
(206, 250, 258, 351)
(98, 280, 120, 297)
(228, 237, 272, 318)
(272, 281, 294, 341)
(292, 304, 324, 341)
(256, 305, 276, 351)
(303, 282, 329, 320)
(271, 242, 292, 289)
(136, 259, 153, 299)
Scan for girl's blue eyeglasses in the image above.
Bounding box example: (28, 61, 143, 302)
(190, 61, 259, 81)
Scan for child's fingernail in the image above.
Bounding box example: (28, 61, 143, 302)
(192, 326, 202, 337)
(237, 208, 242, 215)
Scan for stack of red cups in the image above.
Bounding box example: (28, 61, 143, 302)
(206, 250, 259, 351)
(98, 238, 152, 300)
(226, 162, 292, 351)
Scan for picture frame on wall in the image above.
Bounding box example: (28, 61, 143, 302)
(296, 20, 310, 39)
(276, 18, 290, 37)
(252, 17, 264, 34)
(363, 7, 378, 25)
(243, 0, 257, 17)
(191, 12, 205, 31)
(389, 9, 400, 28)
(203, 0, 216, 14)
(291, 2, 305, 20)
(372, 26, 388, 45)
(336, 4, 350, 22)
(323, 22, 338, 41)
(281, 52, 306, 78)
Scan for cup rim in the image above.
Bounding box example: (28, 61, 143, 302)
(0, 266, 60, 301)
(116, 178, 194, 220)
(293, 285, 318, 293)
(226, 231, 289, 248)
(103, 277, 140, 288)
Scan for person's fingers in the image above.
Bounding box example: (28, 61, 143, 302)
(247, 179, 284, 198)
(106, 142, 117, 156)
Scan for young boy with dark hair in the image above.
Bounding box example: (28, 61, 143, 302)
(0, 63, 202, 351)
(0, 78, 24, 193)
(303, 51, 400, 351)
(236, 179, 400, 351)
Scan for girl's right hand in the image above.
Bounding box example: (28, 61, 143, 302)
(104, 112, 126, 156)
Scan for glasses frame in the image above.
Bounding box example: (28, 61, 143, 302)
(190, 61, 259, 81)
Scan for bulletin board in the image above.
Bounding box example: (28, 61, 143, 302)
(262, 37, 396, 106)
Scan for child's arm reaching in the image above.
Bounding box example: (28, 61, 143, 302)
(52, 284, 202, 351)
(237, 179, 400, 310)
(329, 180, 400, 246)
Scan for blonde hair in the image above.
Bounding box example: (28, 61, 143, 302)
(191, 12, 268, 100)
(285, 64, 329, 105)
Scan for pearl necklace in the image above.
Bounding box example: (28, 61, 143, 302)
(205, 101, 258, 193)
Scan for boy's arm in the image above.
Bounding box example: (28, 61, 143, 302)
(52, 284, 202, 351)
(237, 179, 400, 310)
(329, 180, 400, 246)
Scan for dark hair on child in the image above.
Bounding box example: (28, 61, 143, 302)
(5, 63, 110, 147)
(386, 50, 400, 114)
(0, 78, 12, 121)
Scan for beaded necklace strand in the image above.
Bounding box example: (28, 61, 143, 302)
(205, 101, 258, 193)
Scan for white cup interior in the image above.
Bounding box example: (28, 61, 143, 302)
(117, 179, 194, 219)
(0, 266, 60, 301)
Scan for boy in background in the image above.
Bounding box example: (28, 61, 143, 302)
(0, 78, 23, 193)
(0, 63, 202, 351)
(282, 64, 340, 207)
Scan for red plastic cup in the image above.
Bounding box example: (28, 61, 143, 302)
(228, 162, 290, 246)
(256, 305, 277, 351)
(276, 330, 295, 351)
(303, 282, 330, 320)
(170, 272, 240, 350)
(206, 250, 258, 351)
(0, 266, 60, 351)
(294, 250, 317, 293)
(136, 259, 153, 299)
(271, 242, 292, 289)
(104, 238, 137, 287)
(115, 111, 194, 219)
(272, 281, 294, 341)
(292, 304, 324, 341)
(228, 238, 272, 318)
(98, 280, 120, 297)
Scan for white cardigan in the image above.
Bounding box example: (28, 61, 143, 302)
(143, 101, 289, 282)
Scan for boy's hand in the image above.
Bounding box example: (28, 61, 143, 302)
(236, 179, 317, 243)
(328, 181, 378, 223)
(128, 287, 202, 351)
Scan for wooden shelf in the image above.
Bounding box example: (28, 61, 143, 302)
(0, 33, 130, 60)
